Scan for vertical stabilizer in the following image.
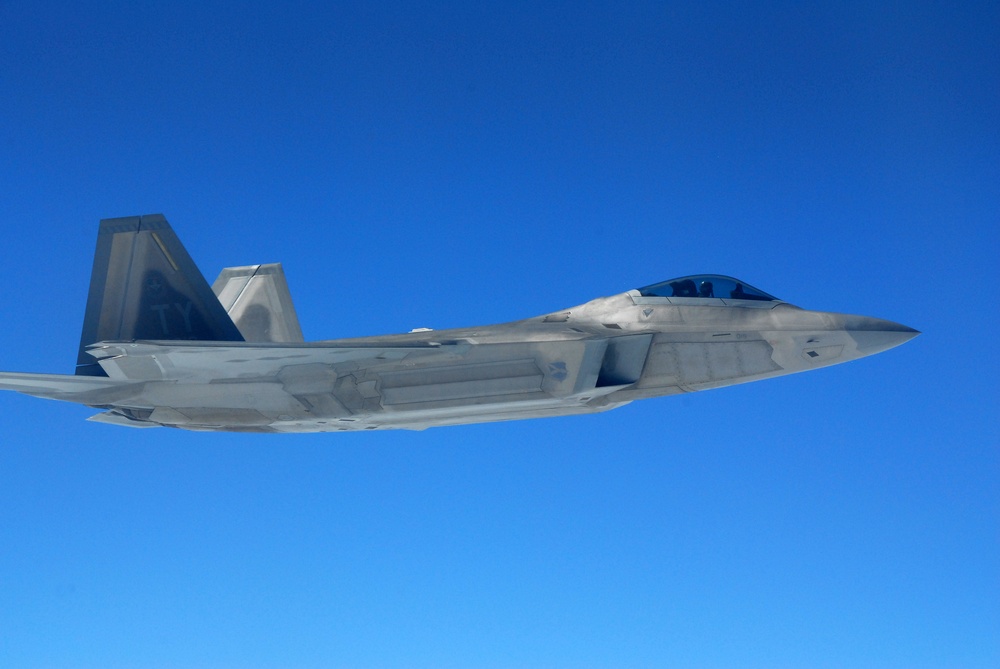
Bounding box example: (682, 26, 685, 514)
(76, 215, 244, 376)
(212, 264, 305, 343)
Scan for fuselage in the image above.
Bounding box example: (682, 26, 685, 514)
(75, 285, 916, 432)
(0, 215, 919, 435)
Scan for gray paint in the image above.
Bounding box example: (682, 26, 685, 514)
(2, 215, 919, 433)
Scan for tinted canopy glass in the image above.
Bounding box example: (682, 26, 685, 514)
(638, 275, 779, 301)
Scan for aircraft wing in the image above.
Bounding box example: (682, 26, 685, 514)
(0, 371, 128, 401)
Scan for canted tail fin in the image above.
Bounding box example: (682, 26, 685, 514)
(212, 264, 305, 343)
(76, 215, 244, 376)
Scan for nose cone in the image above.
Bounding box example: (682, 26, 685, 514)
(843, 316, 920, 355)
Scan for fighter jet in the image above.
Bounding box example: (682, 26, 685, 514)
(0, 215, 918, 432)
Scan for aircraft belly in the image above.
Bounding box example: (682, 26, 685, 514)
(636, 336, 780, 390)
(107, 381, 310, 428)
(139, 382, 303, 412)
(150, 406, 274, 427)
(267, 395, 627, 433)
(629, 327, 873, 396)
(104, 338, 619, 430)
(378, 359, 544, 407)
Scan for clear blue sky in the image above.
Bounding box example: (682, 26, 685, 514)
(1, 2, 997, 667)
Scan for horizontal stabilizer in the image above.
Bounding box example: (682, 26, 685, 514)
(212, 264, 304, 343)
(87, 411, 162, 428)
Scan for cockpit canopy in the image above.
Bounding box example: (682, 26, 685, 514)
(637, 275, 779, 301)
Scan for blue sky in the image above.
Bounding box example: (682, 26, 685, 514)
(0, 2, 997, 667)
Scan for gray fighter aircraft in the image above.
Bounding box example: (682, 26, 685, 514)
(0, 215, 918, 432)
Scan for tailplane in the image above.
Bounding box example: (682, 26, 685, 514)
(76, 215, 244, 376)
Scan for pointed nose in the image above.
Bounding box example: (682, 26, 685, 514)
(843, 316, 920, 355)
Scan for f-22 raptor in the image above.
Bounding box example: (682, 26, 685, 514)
(0, 215, 918, 432)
